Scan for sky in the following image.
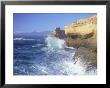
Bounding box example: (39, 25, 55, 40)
(14, 13, 96, 33)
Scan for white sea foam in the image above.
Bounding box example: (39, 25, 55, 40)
(14, 38, 35, 41)
(62, 60, 86, 75)
(32, 44, 44, 47)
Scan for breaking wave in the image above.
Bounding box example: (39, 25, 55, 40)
(14, 38, 35, 41)
(46, 36, 67, 49)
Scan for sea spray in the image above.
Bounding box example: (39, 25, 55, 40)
(44, 36, 86, 75)
(46, 36, 66, 49)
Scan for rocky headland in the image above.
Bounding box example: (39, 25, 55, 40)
(51, 15, 97, 73)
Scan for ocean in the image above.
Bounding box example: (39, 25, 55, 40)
(14, 35, 90, 75)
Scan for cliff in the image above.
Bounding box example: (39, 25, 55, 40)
(64, 15, 97, 48)
(52, 15, 97, 48)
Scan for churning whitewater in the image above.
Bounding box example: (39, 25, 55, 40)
(14, 36, 88, 75)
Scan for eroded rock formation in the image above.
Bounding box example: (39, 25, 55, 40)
(51, 27, 67, 39)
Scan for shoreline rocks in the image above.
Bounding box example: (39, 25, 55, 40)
(74, 47, 97, 72)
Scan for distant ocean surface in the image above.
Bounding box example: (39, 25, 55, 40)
(14, 35, 93, 75)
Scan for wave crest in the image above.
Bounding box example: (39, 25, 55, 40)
(14, 38, 35, 41)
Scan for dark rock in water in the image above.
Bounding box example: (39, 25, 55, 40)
(51, 27, 67, 39)
(74, 47, 97, 72)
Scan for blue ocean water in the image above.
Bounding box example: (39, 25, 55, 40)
(14, 36, 88, 75)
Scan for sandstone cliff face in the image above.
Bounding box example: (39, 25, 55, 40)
(64, 15, 97, 48)
(65, 15, 97, 35)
